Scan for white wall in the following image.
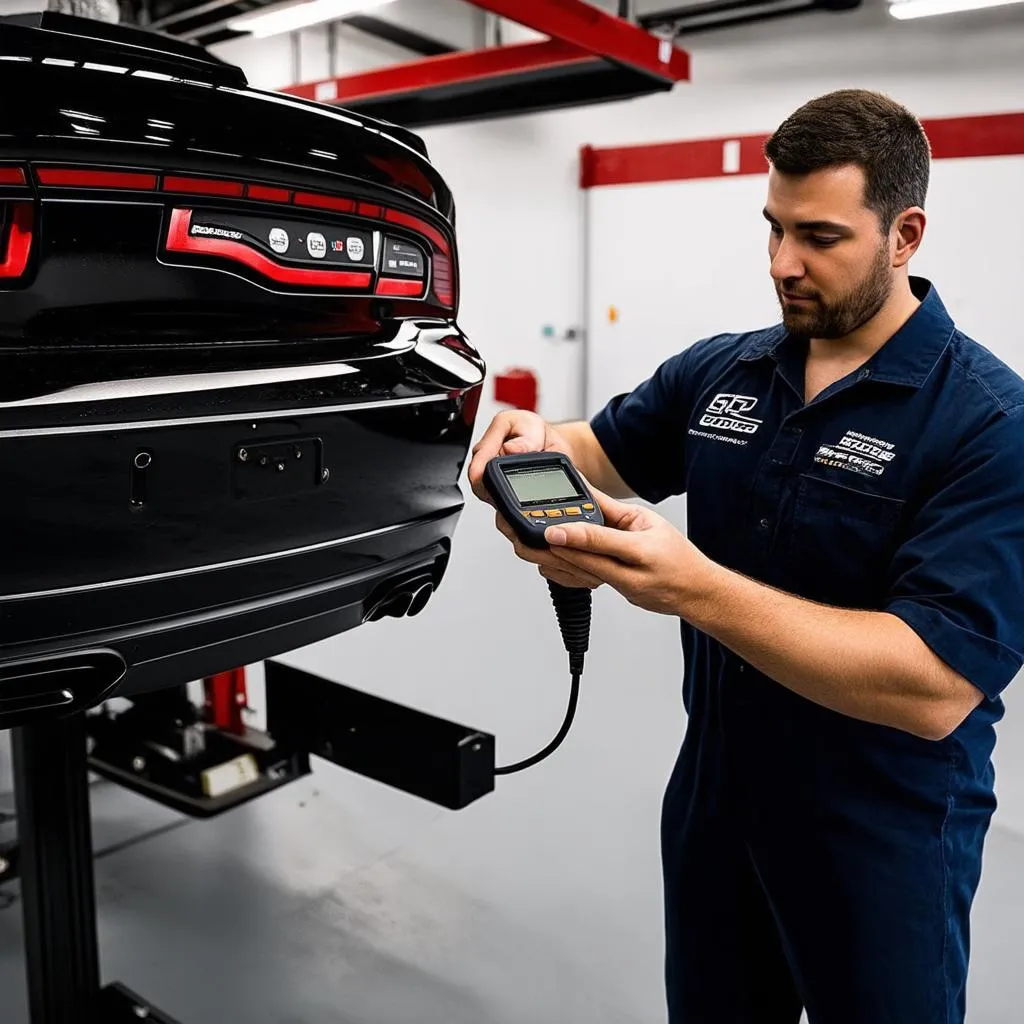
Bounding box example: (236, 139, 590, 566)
(210, 6, 1024, 1020)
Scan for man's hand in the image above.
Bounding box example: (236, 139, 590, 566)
(495, 487, 716, 615)
(467, 411, 576, 504)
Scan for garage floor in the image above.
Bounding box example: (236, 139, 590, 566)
(0, 764, 1022, 1023)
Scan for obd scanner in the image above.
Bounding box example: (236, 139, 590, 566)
(484, 451, 604, 547)
(484, 451, 603, 775)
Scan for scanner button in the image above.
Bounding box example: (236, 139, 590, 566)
(565, 507, 581, 515)
(582, 502, 595, 511)
(546, 509, 564, 518)
(529, 511, 547, 518)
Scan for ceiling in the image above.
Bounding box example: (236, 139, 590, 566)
(123, 0, 859, 56)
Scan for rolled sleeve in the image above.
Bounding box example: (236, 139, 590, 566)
(589, 348, 694, 504)
(885, 408, 1024, 700)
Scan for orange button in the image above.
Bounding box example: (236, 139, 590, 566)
(529, 511, 547, 518)
(546, 509, 564, 518)
(582, 502, 595, 511)
(565, 507, 581, 515)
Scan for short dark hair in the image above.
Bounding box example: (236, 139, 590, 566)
(763, 89, 931, 230)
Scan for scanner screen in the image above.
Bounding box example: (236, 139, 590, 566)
(506, 465, 580, 504)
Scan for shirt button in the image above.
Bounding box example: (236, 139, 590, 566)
(759, 518, 770, 530)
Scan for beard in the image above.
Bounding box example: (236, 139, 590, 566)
(776, 242, 893, 340)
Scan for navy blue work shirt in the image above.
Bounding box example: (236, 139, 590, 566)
(590, 277, 1024, 849)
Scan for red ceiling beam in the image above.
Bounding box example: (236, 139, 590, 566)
(285, 38, 594, 104)
(281, 0, 689, 110)
(467, 0, 689, 81)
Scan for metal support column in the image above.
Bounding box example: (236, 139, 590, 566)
(12, 713, 101, 1024)
(11, 711, 181, 1023)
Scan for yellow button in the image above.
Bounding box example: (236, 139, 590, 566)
(582, 502, 595, 511)
(565, 507, 581, 515)
(546, 509, 564, 518)
(529, 510, 547, 518)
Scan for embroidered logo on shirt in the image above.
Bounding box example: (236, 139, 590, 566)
(697, 394, 763, 434)
(814, 430, 896, 477)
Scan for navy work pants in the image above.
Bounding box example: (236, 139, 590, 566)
(660, 714, 991, 1024)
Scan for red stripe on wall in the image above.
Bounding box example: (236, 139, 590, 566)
(922, 112, 1024, 160)
(580, 111, 1024, 189)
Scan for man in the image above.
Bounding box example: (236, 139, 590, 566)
(468, 89, 1024, 1023)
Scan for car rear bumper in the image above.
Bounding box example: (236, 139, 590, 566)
(0, 320, 483, 716)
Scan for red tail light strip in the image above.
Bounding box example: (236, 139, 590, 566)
(163, 175, 245, 197)
(165, 209, 373, 290)
(375, 277, 425, 298)
(0, 202, 34, 279)
(247, 184, 291, 203)
(37, 166, 451, 253)
(0, 167, 27, 186)
(383, 208, 449, 255)
(294, 191, 356, 214)
(37, 168, 158, 189)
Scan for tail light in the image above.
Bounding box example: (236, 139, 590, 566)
(0, 202, 34, 280)
(432, 253, 454, 308)
(28, 163, 456, 307)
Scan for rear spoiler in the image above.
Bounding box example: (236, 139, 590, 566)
(0, 10, 248, 88)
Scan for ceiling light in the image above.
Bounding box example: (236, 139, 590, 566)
(227, 0, 395, 38)
(889, 0, 1023, 17)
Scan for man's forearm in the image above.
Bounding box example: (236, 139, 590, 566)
(682, 562, 982, 740)
(556, 421, 634, 499)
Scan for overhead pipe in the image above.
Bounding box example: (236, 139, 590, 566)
(147, 0, 239, 31)
(640, 0, 860, 35)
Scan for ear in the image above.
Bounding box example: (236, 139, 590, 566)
(892, 207, 925, 268)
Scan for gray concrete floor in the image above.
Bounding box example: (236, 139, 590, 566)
(0, 769, 1022, 1023)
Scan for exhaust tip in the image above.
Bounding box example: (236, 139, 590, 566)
(363, 574, 435, 623)
(408, 583, 434, 616)
(386, 590, 414, 618)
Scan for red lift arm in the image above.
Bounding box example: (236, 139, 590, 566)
(465, 0, 689, 80)
(281, 0, 689, 128)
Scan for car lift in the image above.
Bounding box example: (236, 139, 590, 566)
(9, 661, 496, 1023)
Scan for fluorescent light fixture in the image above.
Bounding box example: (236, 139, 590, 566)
(227, 0, 395, 38)
(889, 0, 1023, 17)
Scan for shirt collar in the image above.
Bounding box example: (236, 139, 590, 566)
(738, 277, 955, 388)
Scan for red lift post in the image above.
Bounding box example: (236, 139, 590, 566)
(203, 666, 249, 736)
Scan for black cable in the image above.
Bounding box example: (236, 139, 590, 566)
(494, 670, 581, 776)
(494, 581, 591, 776)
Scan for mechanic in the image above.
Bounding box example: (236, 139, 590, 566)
(468, 89, 1024, 1024)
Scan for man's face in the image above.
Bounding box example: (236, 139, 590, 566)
(764, 164, 894, 340)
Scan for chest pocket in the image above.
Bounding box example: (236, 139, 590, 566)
(781, 473, 906, 608)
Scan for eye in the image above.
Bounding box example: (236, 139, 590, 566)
(768, 224, 783, 237)
(811, 235, 840, 247)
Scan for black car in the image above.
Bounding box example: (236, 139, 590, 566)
(0, 13, 484, 725)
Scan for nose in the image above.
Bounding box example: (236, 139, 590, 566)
(770, 236, 805, 283)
